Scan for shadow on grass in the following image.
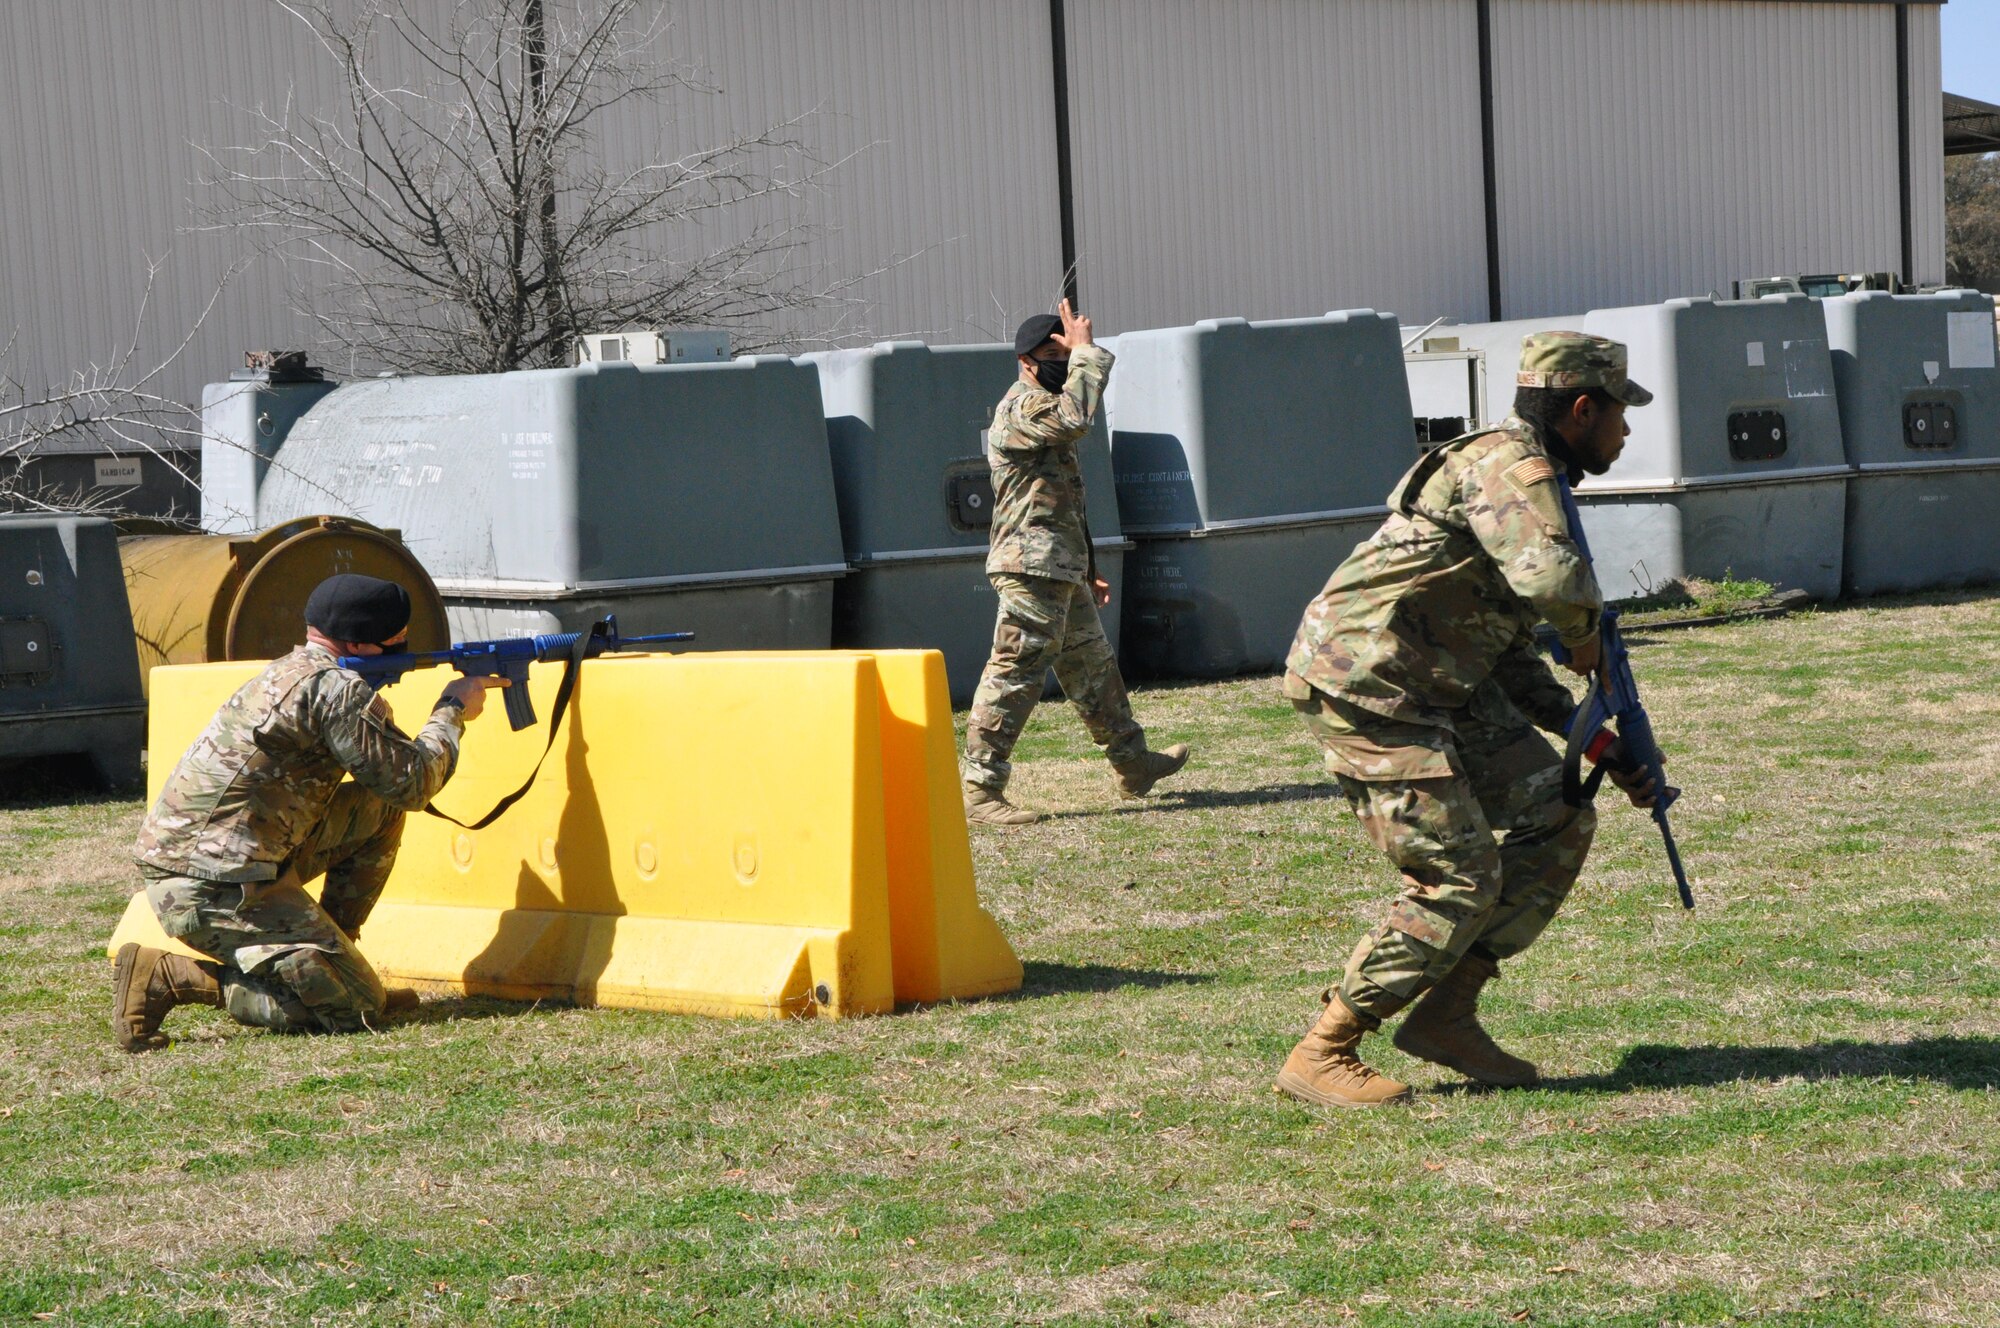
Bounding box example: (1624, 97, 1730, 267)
(1012, 961, 1214, 998)
(1444, 1037, 2000, 1096)
(0, 754, 139, 810)
(390, 994, 569, 1027)
(1041, 782, 1334, 821)
(1804, 586, 2000, 617)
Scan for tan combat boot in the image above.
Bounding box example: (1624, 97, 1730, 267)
(1274, 991, 1413, 1108)
(1113, 743, 1191, 798)
(112, 943, 224, 1052)
(383, 988, 423, 1014)
(1393, 951, 1537, 1087)
(964, 784, 1041, 826)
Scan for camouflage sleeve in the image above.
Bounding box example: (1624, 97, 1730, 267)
(994, 344, 1114, 452)
(313, 671, 464, 811)
(1488, 636, 1580, 734)
(1461, 442, 1603, 647)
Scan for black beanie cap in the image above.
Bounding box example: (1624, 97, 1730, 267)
(304, 574, 412, 647)
(1014, 313, 1064, 357)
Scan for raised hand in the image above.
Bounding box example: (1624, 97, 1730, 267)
(1052, 297, 1093, 351)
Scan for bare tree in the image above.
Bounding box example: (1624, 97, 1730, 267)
(197, 0, 872, 374)
(0, 259, 231, 520)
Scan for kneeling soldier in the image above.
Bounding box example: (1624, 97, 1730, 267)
(114, 574, 504, 1050)
(1275, 332, 1664, 1107)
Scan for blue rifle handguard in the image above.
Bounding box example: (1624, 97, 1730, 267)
(341, 617, 693, 730)
(1551, 479, 1695, 910)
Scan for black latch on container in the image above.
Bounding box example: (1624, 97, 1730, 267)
(1903, 400, 1958, 450)
(945, 459, 995, 532)
(0, 617, 54, 685)
(1727, 410, 1788, 462)
(231, 350, 327, 385)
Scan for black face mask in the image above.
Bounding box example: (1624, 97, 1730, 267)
(1033, 357, 1069, 393)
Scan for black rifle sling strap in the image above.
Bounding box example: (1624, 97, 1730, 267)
(423, 620, 608, 831)
(1561, 702, 1611, 810)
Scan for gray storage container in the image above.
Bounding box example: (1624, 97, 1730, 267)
(805, 341, 1130, 703)
(2, 442, 198, 522)
(1822, 289, 2000, 594)
(0, 514, 145, 786)
(1106, 310, 1418, 678)
(1451, 297, 1849, 602)
(200, 356, 338, 533)
(250, 358, 846, 647)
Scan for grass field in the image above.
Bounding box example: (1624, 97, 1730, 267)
(4, 595, 1999, 1327)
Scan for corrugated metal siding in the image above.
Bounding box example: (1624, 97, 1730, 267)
(0, 1, 329, 439)
(1906, 1, 1946, 285)
(1063, 0, 1489, 331)
(1491, 0, 1903, 318)
(600, 0, 1063, 347)
(0, 0, 1061, 427)
(0, 0, 1953, 432)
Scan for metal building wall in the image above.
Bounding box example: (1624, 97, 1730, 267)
(1906, 1, 1946, 285)
(1489, 0, 1907, 319)
(1062, 0, 1490, 332)
(0, 0, 1954, 433)
(612, 0, 1064, 348)
(0, 2, 332, 446)
(0, 0, 1061, 431)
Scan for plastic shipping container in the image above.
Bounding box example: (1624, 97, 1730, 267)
(805, 341, 1131, 702)
(0, 514, 145, 786)
(1449, 296, 1849, 602)
(1822, 289, 2000, 594)
(2, 441, 198, 522)
(243, 358, 848, 648)
(1105, 311, 1419, 678)
(199, 354, 339, 533)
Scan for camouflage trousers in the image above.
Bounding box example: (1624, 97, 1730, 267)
(141, 783, 406, 1034)
(1295, 690, 1596, 1022)
(962, 573, 1147, 792)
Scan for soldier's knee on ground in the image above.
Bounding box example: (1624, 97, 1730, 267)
(267, 947, 387, 1034)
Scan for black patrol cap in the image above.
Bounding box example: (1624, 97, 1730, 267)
(304, 574, 411, 646)
(1014, 312, 1063, 356)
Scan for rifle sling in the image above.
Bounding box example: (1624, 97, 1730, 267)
(1561, 693, 1610, 810)
(422, 620, 606, 831)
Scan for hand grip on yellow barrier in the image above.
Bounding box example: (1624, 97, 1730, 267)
(110, 648, 1019, 1018)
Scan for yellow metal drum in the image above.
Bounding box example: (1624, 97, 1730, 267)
(118, 516, 448, 689)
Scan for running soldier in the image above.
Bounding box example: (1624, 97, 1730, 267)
(1274, 332, 1666, 1107)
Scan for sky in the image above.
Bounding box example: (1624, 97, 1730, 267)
(1942, 2, 2000, 103)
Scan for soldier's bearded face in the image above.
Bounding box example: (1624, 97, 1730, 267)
(1574, 399, 1630, 475)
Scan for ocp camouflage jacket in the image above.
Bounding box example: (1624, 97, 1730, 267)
(1282, 415, 1601, 733)
(135, 644, 463, 883)
(984, 343, 1113, 586)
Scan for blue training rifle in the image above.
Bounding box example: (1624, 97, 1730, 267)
(339, 616, 693, 731)
(1549, 479, 1695, 911)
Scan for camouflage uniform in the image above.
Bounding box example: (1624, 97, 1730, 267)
(134, 644, 463, 1033)
(964, 343, 1147, 790)
(1283, 405, 1609, 1021)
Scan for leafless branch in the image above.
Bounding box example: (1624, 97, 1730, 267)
(0, 257, 241, 520)
(194, 0, 887, 374)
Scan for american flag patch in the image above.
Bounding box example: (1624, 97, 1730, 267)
(1506, 457, 1557, 488)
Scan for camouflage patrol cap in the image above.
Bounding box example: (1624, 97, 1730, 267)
(1516, 331, 1653, 407)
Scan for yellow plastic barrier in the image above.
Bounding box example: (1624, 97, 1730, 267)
(110, 648, 1019, 1017)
